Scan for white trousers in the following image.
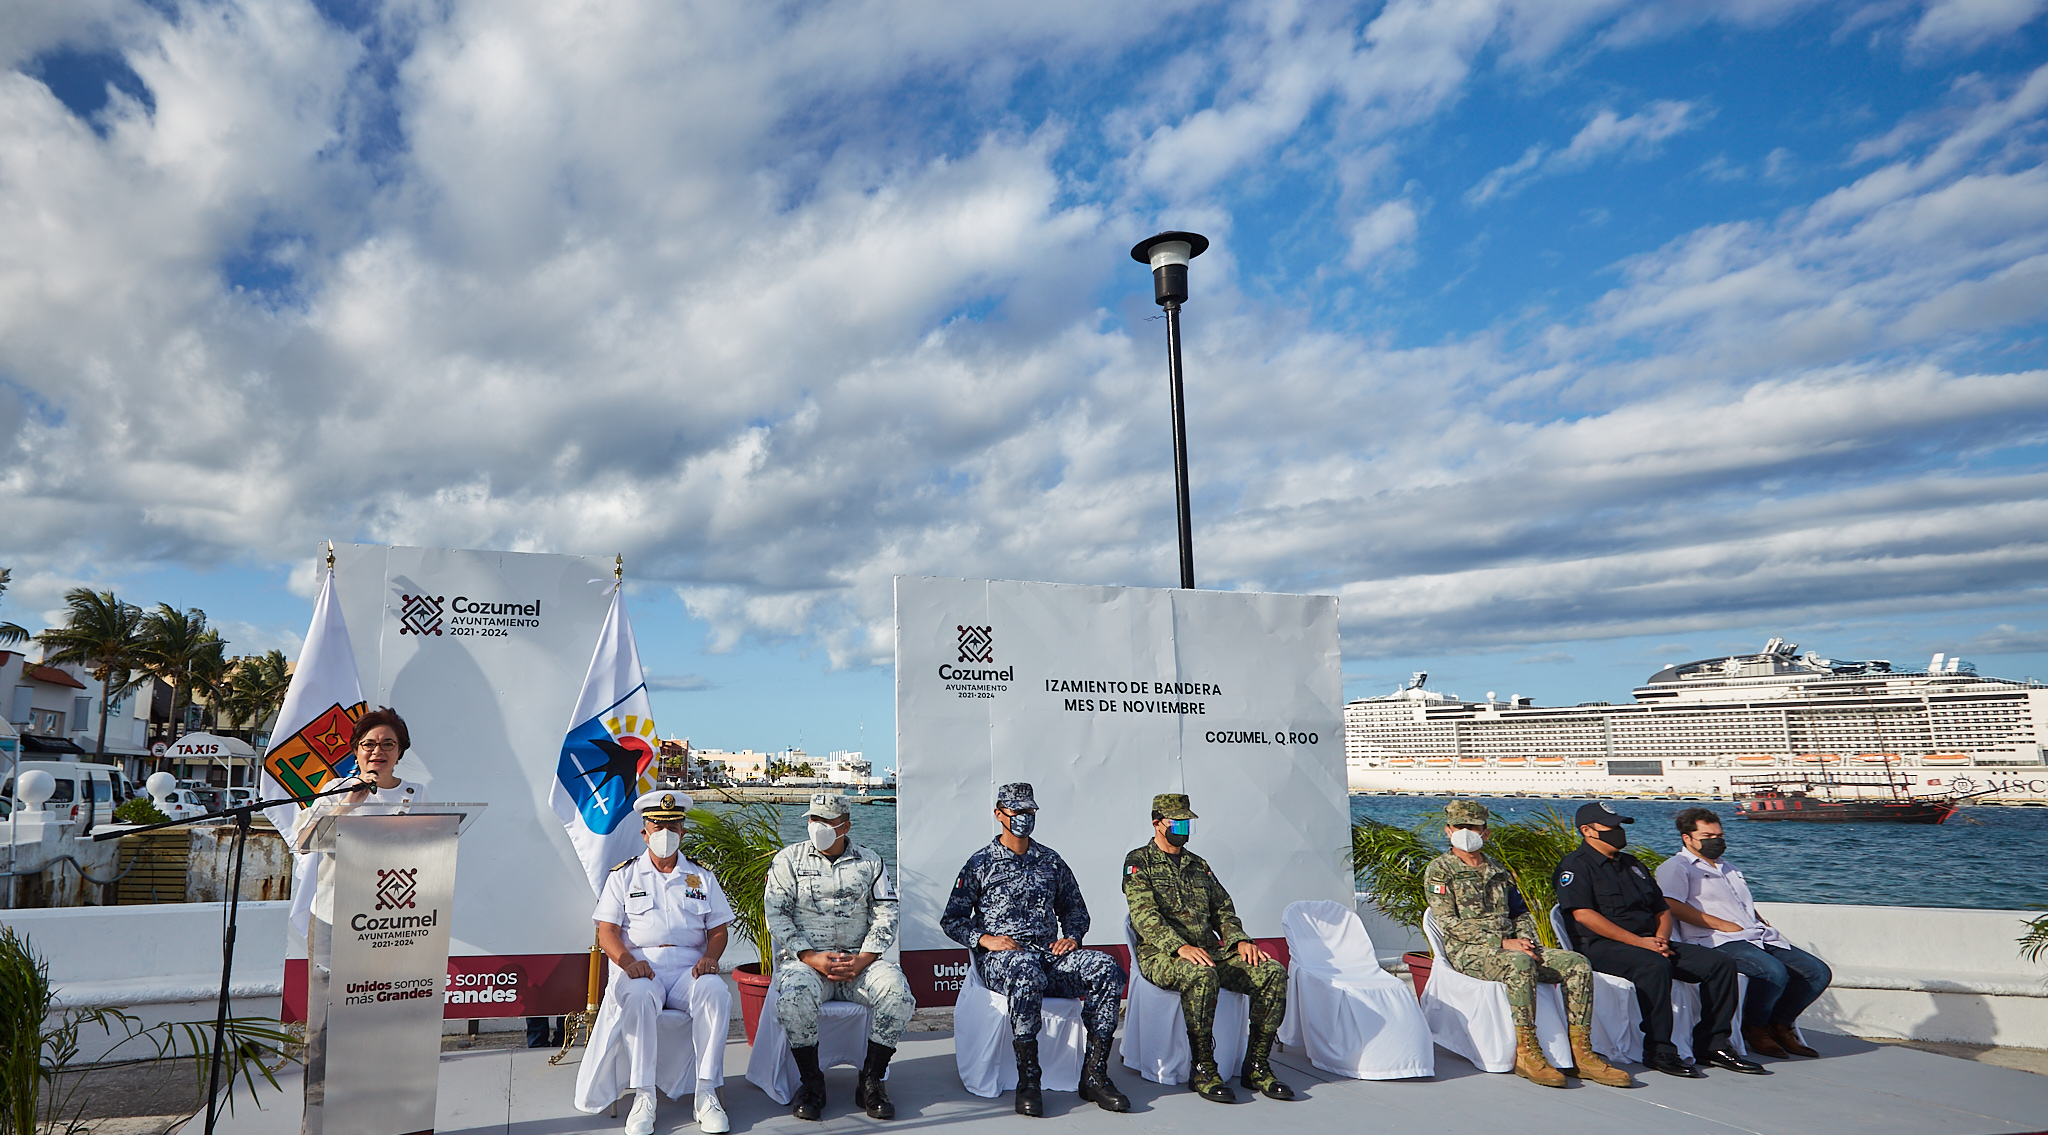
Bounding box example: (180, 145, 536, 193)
(580, 945, 731, 1107)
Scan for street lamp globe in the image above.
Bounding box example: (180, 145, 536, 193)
(1130, 231, 1210, 307)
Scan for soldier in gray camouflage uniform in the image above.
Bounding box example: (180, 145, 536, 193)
(942, 782, 1130, 1117)
(1122, 793, 1291, 1104)
(1422, 800, 1633, 1088)
(764, 793, 917, 1121)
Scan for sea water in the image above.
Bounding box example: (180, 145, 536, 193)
(722, 797, 2044, 912)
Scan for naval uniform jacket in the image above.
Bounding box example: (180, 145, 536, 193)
(593, 853, 734, 961)
(1553, 842, 1664, 950)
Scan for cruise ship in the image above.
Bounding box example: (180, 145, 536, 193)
(1346, 638, 2048, 804)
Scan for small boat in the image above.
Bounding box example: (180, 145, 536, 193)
(1533, 756, 1565, 766)
(1921, 754, 1971, 766)
(1852, 753, 1900, 764)
(1456, 758, 1487, 767)
(1735, 754, 1776, 766)
(1385, 758, 1415, 768)
(1730, 768, 1973, 824)
(1497, 756, 1528, 766)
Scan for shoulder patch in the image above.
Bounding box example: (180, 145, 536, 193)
(1558, 871, 1575, 887)
(1430, 883, 1446, 894)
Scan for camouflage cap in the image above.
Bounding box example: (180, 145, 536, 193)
(1444, 800, 1490, 825)
(1151, 793, 1198, 820)
(996, 782, 1038, 811)
(635, 789, 693, 823)
(807, 792, 850, 820)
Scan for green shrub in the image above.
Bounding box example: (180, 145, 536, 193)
(112, 797, 169, 826)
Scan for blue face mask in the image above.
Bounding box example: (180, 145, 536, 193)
(1006, 810, 1036, 838)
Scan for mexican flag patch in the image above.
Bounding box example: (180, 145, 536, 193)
(1431, 884, 1446, 894)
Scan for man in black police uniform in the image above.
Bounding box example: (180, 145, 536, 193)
(1553, 802, 1762, 1079)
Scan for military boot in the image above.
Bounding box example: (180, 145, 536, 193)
(1012, 1037, 1044, 1117)
(854, 1040, 896, 1119)
(1566, 1025, 1635, 1088)
(1187, 1035, 1236, 1103)
(790, 1045, 827, 1121)
(1238, 1031, 1295, 1100)
(1514, 1026, 1568, 1087)
(1078, 1032, 1131, 1113)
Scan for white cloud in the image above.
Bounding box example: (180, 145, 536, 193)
(1345, 199, 1420, 268)
(1468, 100, 1708, 203)
(1908, 0, 2048, 57)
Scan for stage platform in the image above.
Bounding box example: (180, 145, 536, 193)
(207, 1028, 2047, 1135)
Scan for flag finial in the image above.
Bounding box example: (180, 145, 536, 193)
(326, 540, 335, 571)
(614, 553, 623, 586)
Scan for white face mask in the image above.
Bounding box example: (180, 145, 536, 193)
(809, 821, 840, 851)
(647, 829, 681, 858)
(1449, 829, 1485, 852)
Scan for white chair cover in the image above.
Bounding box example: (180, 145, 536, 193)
(1548, 906, 1710, 1062)
(1119, 918, 1248, 1085)
(1417, 910, 1572, 1073)
(1275, 900, 1434, 1080)
(574, 984, 698, 1112)
(744, 965, 885, 1104)
(952, 956, 1090, 1097)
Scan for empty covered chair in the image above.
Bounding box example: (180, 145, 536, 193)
(953, 956, 1090, 1097)
(1419, 909, 1573, 1073)
(1120, 918, 1249, 1084)
(1277, 900, 1434, 1079)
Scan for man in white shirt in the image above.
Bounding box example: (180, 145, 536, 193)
(1654, 808, 1831, 1060)
(576, 791, 735, 1134)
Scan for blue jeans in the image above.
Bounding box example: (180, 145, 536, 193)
(1715, 941, 1831, 1027)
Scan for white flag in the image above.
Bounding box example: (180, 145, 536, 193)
(259, 568, 368, 834)
(550, 587, 661, 894)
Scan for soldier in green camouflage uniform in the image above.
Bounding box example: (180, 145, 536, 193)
(1423, 800, 1632, 1088)
(1122, 793, 1292, 1104)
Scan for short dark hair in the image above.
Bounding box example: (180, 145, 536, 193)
(1675, 807, 1721, 835)
(1150, 810, 1164, 822)
(352, 707, 411, 755)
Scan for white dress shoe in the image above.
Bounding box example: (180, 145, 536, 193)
(624, 1091, 657, 1135)
(695, 1092, 729, 1134)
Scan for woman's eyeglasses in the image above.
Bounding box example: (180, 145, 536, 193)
(357, 740, 400, 753)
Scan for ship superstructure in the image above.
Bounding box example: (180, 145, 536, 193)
(1345, 639, 2048, 803)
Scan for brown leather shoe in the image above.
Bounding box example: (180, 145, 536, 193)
(1772, 1023, 1820, 1058)
(1743, 1025, 1788, 1058)
(1514, 1025, 1567, 1087)
(1567, 1025, 1635, 1088)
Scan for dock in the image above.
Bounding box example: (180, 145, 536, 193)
(207, 1026, 2046, 1135)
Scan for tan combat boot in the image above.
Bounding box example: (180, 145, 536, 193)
(1567, 1025, 1635, 1087)
(1514, 1026, 1567, 1087)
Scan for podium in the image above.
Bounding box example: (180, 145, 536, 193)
(300, 804, 484, 1135)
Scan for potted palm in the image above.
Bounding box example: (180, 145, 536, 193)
(680, 802, 787, 1043)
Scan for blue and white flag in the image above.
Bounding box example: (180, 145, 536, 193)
(550, 587, 661, 894)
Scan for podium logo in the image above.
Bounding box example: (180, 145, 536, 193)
(375, 867, 420, 910)
(399, 594, 446, 636)
(957, 625, 993, 663)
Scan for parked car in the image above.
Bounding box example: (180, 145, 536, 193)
(1, 761, 127, 826)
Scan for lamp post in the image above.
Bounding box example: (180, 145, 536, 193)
(1130, 230, 1210, 590)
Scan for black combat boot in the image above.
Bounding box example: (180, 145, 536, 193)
(1013, 1037, 1044, 1117)
(1078, 1031, 1131, 1113)
(790, 1044, 826, 1121)
(854, 1040, 896, 1119)
(1239, 1030, 1295, 1100)
(1187, 1035, 1236, 1103)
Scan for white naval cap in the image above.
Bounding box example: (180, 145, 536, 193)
(635, 789, 694, 821)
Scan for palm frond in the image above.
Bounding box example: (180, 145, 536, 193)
(680, 804, 786, 975)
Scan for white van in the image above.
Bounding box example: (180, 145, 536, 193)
(1, 761, 133, 825)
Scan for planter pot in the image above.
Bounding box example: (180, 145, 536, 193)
(736, 962, 772, 1045)
(1402, 952, 1433, 998)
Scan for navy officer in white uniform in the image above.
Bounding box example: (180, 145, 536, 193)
(576, 791, 735, 1135)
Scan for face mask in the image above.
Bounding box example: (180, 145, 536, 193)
(1449, 829, 1485, 852)
(1164, 818, 1192, 848)
(1006, 811, 1036, 838)
(810, 821, 840, 851)
(1695, 835, 1726, 859)
(1593, 826, 1628, 849)
(647, 829, 681, 858)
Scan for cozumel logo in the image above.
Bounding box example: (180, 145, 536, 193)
(957, 625, 993, 664)
(399, 594, 446, 636)
(375, 867, 419, 911)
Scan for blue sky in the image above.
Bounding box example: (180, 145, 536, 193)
(4, 1, 2047, 770)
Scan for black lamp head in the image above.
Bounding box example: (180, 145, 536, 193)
(1131, 230, 1210, 306)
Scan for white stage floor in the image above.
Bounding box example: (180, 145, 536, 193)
(207, 1028, 2048, 1135)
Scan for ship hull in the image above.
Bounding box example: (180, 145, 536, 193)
(1734, 798, 1956, 824)
(1346, 764, 2048, 805)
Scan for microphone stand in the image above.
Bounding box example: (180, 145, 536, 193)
(96, 779, 367, 1135)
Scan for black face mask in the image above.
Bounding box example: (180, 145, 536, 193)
(1592, 825, 1627, 850)
(1695, 835, 1726, 859)
(1164, 831, 1191, 848)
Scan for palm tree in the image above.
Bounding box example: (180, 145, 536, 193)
(224, 651, 291, 739)
(35, 589, 147, 769)
(138, 604, 225, 740)
(0, 567, 30, 645)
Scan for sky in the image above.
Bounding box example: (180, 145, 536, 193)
(4, 0, 2047, 770)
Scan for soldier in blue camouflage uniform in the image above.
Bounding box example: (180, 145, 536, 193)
(1123, 793, 1292, 1104)
(764, 792, 917, 1121)
(942, 783, 1131, 1117)
(1423, 800, 1633, 1089)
